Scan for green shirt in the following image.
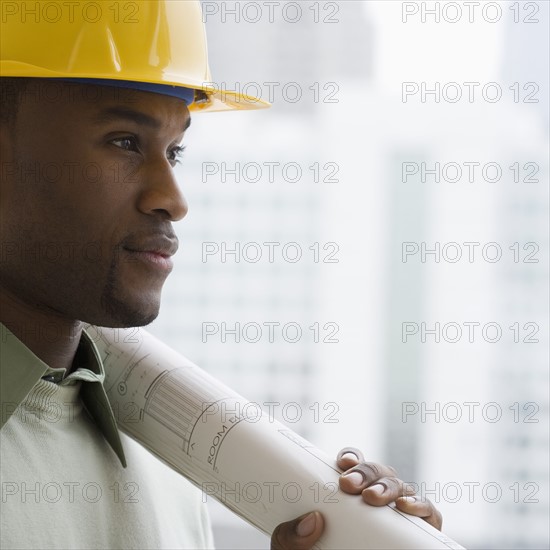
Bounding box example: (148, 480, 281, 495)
(0, 322, 126, 467)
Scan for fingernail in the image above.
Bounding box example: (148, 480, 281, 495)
(296, 513, 316, 537)
(368, 484, 385, 495)
(341, 452, 358, 461)
(342, 471, 364, 487)
(401, 496, 416, 503)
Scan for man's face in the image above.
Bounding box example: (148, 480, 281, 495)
(0, 81, 190, 327)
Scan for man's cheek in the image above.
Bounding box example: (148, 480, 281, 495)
(105, 159, 141, 188)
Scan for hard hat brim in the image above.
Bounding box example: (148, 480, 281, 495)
(0, 61, 271, 113)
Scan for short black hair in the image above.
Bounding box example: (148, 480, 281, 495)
(0, 77, 30, 126)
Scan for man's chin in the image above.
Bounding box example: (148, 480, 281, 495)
(99, 312, 158, 329)
(99, 264, 165, 328)
(98, 290, 161, 328)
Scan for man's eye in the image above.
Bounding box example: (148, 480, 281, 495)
(111, 137, 139, 152)
(168, 145, 187, 166)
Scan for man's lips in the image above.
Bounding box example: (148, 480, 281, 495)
(124, 250, 174, 271)
(122, 236, 178, 272)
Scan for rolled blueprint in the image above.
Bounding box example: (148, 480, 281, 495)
(92, 326, 465, 550)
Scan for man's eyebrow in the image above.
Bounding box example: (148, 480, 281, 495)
(93, 106, 191, 132)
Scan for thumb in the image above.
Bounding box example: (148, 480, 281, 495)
(271, 511, 324, 550)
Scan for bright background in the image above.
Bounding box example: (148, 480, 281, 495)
(149, 1, 549, 548)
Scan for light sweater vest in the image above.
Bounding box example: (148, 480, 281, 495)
(0, 379, 215, 549)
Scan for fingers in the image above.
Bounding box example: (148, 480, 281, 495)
(335, 449, 443, 532)
(339, 461, 400, 496)
(271, 511, 325, 550)
(336, 447, 364, 470)
(361, 476, 416, 505)
(396, 496, 443, 531)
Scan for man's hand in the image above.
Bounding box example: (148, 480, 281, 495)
(271, 447, 442, 550)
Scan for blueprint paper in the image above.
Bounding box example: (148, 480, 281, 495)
(92, 326, 465, 550)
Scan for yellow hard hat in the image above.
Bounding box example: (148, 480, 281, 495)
(0, 0, 269, 112)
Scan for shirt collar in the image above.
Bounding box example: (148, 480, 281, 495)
(0, 323, 126, 467)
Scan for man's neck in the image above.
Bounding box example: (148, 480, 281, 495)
(0, 288, 83, 373)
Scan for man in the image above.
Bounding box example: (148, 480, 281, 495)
(0, 1, 441, 548)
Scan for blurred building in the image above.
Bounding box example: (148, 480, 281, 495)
(380, 3, 549, 548)
(148, 1, 548, 548)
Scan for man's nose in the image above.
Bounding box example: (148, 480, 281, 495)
(136, 159, 188, 221)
